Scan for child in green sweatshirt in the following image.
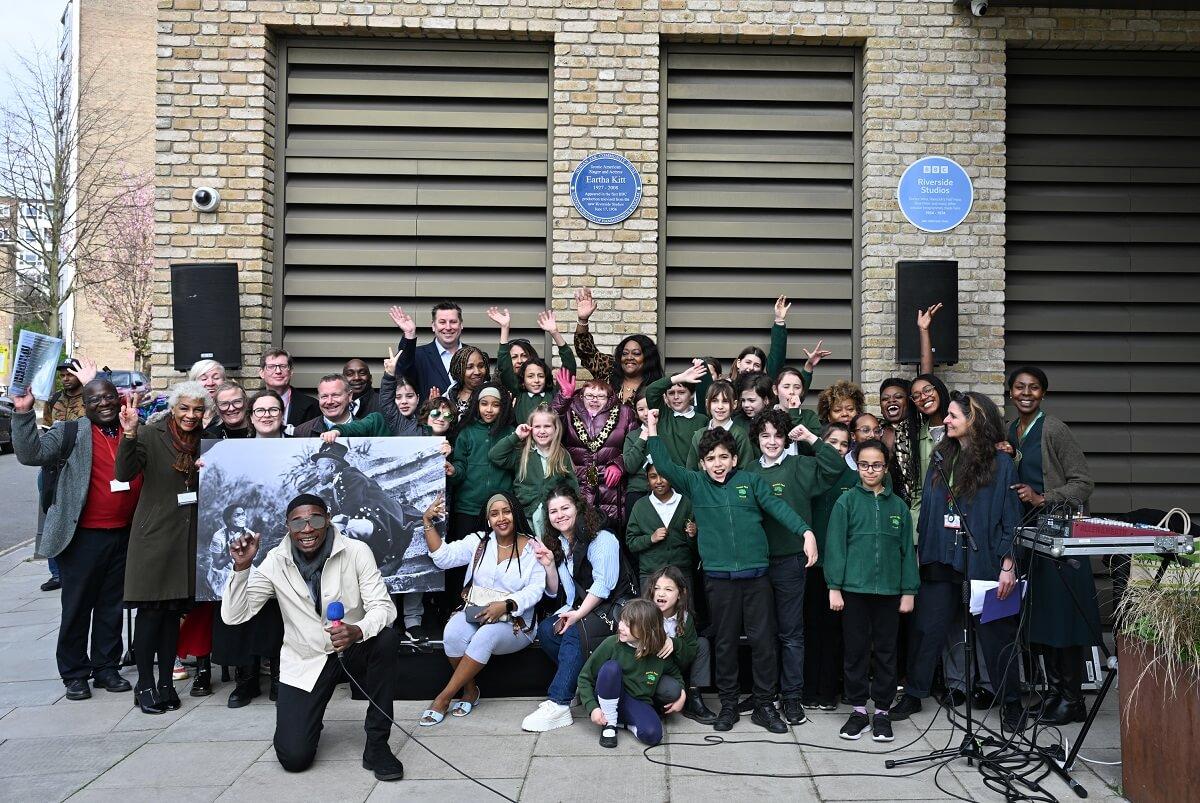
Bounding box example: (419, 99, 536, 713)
(626, 465, 696, 590)
(824, 440, 918, 743)
(644, 362, 710, 468)
(489, 307, 578, 423)
(578, 599, 685, 749)
(621, 391, 653, 523)
(487, 406, 578, 537)
(646, 411, 815, 735)
(687, 380, 752, 469)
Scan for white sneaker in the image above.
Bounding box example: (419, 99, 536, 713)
(521, 700, 573, 732)
(172, 659, 189, 681)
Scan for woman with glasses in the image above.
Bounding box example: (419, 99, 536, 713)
(204, 382, 252, 439)
(554, 375, 635, 525)
(116, 381, 208, 714)
(890, 391, 1026, 732)
(248, 390, 287, 438)
(1004, 366, 1097, 726)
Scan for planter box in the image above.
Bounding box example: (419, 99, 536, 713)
(1117, 634, 1200, 803)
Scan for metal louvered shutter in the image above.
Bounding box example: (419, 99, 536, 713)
(276, 40, 550, 388)
(1005, 50, 1200, 514)
(661, 45, 859, 381)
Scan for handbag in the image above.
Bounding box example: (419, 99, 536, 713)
(458, 533, 528, 630)
(574, 548, 638, 657)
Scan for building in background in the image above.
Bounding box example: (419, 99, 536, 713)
(63, 0, 1199, 514)
(59, 0, 156, 373)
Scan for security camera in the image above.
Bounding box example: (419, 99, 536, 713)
(970, 0, 988, 15)
(192, 187, 220, 213)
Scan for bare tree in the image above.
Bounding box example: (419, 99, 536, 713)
(0, 46, 145, 339)
(91, 177, 153, 374)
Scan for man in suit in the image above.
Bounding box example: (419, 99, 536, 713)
(12, 378, 142, 700)
(292, 374, 355, 438)
(259, 349, 319, 427)
(343, 358, 380, 420)
(389, 302, 465, 400)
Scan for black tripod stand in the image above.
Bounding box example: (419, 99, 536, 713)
(888, 451, 988, 771)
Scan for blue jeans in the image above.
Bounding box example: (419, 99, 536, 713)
(537, 615, 585, 705)
(48, 557, 60, 581)
(769, 554, 807, 701)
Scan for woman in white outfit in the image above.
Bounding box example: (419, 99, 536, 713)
(418, 490, 549, 726)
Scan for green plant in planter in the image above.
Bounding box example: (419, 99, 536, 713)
(1117, 561, 1200, 702)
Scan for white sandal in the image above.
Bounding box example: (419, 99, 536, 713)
(450, 687, 481, 717)
(418, 708, 445, 727)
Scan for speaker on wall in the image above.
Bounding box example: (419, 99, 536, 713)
(896, 260, 958, 366)
(171, 262, 242, 372)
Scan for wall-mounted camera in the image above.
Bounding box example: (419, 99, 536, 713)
(192, 187, 220, 213)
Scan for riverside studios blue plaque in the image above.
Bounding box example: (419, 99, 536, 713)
(896, 156, 974, 233)
(570, 152, 642, 225)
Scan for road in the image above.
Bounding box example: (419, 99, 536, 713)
(0, 452, 41, 555)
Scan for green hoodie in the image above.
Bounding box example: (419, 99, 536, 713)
(741, 439, 846, 558)
(823, 483, 919, 596)
(448, 420, 515, 515)
(647, 435, 811, 573)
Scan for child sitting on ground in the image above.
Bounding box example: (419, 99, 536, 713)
(644, 566, 717, 724)
(824, 439, 918, 743)
(577, 599, 686, 749)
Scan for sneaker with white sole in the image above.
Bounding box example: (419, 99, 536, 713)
(171, 660, 189, 682)
(521, 700, 573, 732)
(839, 711, 870, 740)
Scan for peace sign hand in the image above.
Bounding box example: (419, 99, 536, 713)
(803, 340, 832, 372)
(119, 395, 140, 435)
(383, 346, 398, 377)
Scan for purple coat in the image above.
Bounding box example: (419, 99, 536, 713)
(554, 386, 635, 525)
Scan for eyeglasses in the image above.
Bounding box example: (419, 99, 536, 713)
(252, 406, 282, 417)
(582, 393, 608, 402)
(263, 364, 290, 374)
(287, 514, 327, 533)
(855, 425, 884, 435)
(857, 462, 887, 472)
(428, 410, 453, 420)
(85, 392, 119, 405)
(217, 399, 246, 411)
(910, 387, 936, 401)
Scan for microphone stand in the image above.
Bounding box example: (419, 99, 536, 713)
(888, 451, 987, 770)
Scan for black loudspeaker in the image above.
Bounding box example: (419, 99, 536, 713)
(896, 260, 958, 366)
(171, 262, 242, 371)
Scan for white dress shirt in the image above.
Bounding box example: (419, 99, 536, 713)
(649, 490, 683, 529)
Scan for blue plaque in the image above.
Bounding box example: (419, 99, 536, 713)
(896, 156, 974, 233)
(570, 152, 642, 225)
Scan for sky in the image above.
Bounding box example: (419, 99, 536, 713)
(0, 0, 66, 105)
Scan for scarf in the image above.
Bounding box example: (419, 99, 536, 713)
(167, 416, 200, 475)
(291, 530, 335, 615)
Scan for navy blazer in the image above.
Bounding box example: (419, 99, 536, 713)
(285, 390, 320, 427)
(396, 337, 455, 401)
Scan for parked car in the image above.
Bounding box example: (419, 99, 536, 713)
(0, 397, 12, 454)
(105, 369, 150, 400)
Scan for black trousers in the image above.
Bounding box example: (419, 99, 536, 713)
(705, 574, 777, 706)
(906, 579, 1021, 703)
(274, 626, 400, 772)
(803, 566, 843, 704)
(841, 591, 900, 710)
(55, 527, 128, 681)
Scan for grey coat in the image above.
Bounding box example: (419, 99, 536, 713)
(11, 410, 93, 559)
(1038, 415, 1094, 510)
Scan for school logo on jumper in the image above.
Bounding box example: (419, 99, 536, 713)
(736, 485, 749, 499)
(644, 671, 659, 686)
(771, 482, 786, 497)
(890, 514, 903, 529)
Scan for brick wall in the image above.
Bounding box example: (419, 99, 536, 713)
(152, 1, 1200, 395)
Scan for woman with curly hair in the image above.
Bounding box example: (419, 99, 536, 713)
(521, 484, 623, 733)
(446, 345, 491, 418)
(571, 288, 664, 406)
(890, 391, 1025, 732)
(817, 379, 866, 426)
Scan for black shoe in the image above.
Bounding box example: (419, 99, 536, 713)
(64, 679, 91, 700)
(889, 694, 922, 721)
(157, 682, 182, 711)
(818, 699, 838, 711)
(939, 688, 967, 708)
(972, 687, 997, 710)
(680, 689, 718, 724)
(1040, 698, 1086, 726)
(713, 705, 739, 732)
(599, 725, 619, 748)
(227, 666, 262, 709)
(839, 711, 870, 740)
(750, 704, 788, 734)
(1002, 701, 1029, 733)
(801, 697, 819, 709)
(736, 694, 756, 714)
(269, 676, 279, 702)
(405, 625, 433, 642)
(189, 656, 212, 697)
(362, 745, 405, 782)
(93, 672, 132, 693)
(134, 685, 165, 715)
(872, 712, 894, 742)
(40, 577, 61, 592)
(781, 699, 807, 726)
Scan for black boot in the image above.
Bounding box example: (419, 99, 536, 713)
(1043, 647, 1086, 725)
(227, 661, 262, 709)
(133, 684, 165, 715)
(680, 688, 718, 724)
(363, 741, 405, 782)
(269, 658, 279, 702)
(157, 682, 182, 711)
(189, 655, 213, 697)
(1038, 646, 1063, 717)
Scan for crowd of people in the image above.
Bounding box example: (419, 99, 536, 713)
(11, 289, 1100, 780)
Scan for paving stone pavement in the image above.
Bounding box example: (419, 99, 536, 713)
(0, 546, 1128, 802)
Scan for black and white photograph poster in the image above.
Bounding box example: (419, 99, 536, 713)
(196, 437, 446, 602)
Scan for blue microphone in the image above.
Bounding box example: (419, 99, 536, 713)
(327, 601, 345, 628)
